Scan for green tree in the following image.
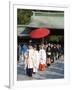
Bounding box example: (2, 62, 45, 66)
(48, 35, 62, 42)
(17, 9, 33, 25)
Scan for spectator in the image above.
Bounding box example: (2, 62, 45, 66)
(50, 44, 54, 63)
(46, 43, 51, 67)
(22, 44, 29, 75)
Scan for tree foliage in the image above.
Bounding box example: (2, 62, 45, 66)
(48, 35, 63, 42)
(17, 9, 33, 25)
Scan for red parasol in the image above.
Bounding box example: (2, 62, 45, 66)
(29, 28, 50, 39)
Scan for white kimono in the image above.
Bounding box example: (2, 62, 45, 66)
(39, 49, 46, 64)
(33, 50, 39, 72)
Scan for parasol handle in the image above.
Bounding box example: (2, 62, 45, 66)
(42, 37, 44, 43)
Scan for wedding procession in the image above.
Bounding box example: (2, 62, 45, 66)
(17, 9, 64, 80)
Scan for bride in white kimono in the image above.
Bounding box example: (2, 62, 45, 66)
(33, 46, 39, 73)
